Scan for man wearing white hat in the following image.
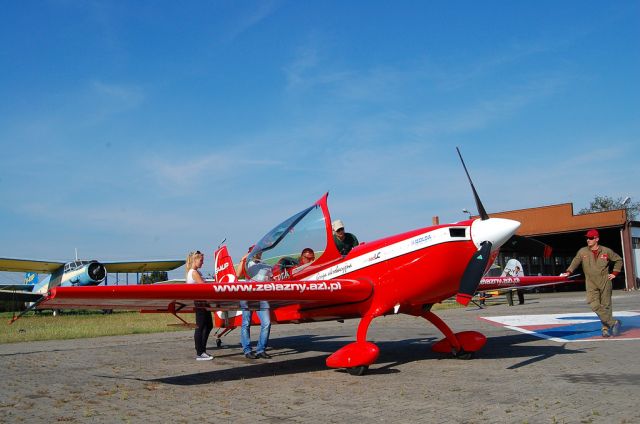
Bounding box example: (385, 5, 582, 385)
(332, 219, 359, 256)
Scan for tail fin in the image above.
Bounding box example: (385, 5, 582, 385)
(214, 245, 237, 283)
(24, 272, 38, 285)
(32, 275, 52, 295)
(25, 272, 51, 296)
(213, 245, 243, 330)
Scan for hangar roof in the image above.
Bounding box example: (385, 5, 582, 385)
(484, 203, 627, 237)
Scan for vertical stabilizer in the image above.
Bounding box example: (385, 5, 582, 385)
(214, 245, 237, 282)
(212, 245, 242, 329)
(33, 275, 52, 295)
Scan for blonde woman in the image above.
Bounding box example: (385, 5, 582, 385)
(186, 251, 213, 361)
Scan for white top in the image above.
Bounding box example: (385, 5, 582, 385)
(186, 268, 199, 284)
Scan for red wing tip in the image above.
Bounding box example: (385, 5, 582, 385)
(456, 293, 472, 306)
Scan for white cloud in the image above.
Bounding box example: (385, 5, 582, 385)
(222, 0, 283, 42)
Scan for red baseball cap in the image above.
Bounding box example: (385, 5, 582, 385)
(585, 229, 599, 238)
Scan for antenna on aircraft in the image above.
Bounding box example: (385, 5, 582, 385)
(75, 248, 78, 261)
(218, 238, 227, 249)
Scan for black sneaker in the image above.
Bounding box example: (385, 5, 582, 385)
(256, 351, 272, 359)
(244, 351, 257, 359)
(601, 327, 610, 338)
(610, 320, 621, 337)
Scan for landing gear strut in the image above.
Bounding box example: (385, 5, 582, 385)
(422, 310, 486, 358)
(326, 314, 379, 376)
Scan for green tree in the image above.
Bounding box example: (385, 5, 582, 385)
(578, 196, 639, 220)
(140, 271, 169, 284)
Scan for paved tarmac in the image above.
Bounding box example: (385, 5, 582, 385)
(1, 290, 639, 424)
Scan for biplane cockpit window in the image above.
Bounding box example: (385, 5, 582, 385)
(246, 204, 327, 278)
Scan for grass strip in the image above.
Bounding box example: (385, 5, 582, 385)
(0, 311, 191, 344)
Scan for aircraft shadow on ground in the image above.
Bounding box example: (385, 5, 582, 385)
(479, 333, 586, 369)
(557, 372, 640, 386)
(113, 331, 584, 385)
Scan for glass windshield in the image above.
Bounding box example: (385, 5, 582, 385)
(246, 204, 327, 279)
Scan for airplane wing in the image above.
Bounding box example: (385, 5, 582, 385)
(154, 279, 216, 284)
(0, 258, 64, 274)
(478, 275, 575, 291)
(0, 289, 43, 302)
(0, 284, 35, 291)
(37, 279, 373, 312)
(102, 260, 185, 273)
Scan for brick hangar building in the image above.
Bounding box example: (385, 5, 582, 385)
(482, 203, 639, 291)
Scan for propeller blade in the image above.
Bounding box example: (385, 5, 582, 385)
(456, 241, 492, 306)
(456, 147, 489, 220)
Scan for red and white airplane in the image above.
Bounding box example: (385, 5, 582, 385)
(25, 149, 569, 375)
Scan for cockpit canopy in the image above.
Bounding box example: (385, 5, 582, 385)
(64, 260, 97, 273)
(245, 202, 329, 279)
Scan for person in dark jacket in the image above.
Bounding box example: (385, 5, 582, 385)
(332, 219, 358, 256)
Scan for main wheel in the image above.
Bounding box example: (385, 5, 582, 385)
(453, 350, 474, 360)
(346, 365, 369, 376)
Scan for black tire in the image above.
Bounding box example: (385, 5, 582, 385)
(453, 350, 474, 360)
(216, 338, 222, 348)
(346, 365, 369, 376)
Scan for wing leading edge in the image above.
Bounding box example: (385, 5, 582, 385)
(478, 275, 574, 291)
(38, 279, 373, 311)
(103, 260, 185, 273)
(0, 258, 64, 274)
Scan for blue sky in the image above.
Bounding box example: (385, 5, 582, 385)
(1, 1, 639, 279)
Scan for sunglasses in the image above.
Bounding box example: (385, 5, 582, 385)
(586, 237, 596, 240)
(336, 228, 345, 233)
(303, 255, 315, 260)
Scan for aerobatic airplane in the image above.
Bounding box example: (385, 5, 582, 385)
(25, 149, 569, 375)
(0, 256, 185, 302)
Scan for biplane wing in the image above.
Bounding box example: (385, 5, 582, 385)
(0, 258, 65, 274)
(36, 279, 373, 313)
(0, 290, 44, 302)
(0, 283, 36, 291)
(102, 260, 186, 273)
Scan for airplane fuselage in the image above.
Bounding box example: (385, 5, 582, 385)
(221, 219, 501, 328)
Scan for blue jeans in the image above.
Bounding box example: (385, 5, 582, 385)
(240, 301, 271, 354)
